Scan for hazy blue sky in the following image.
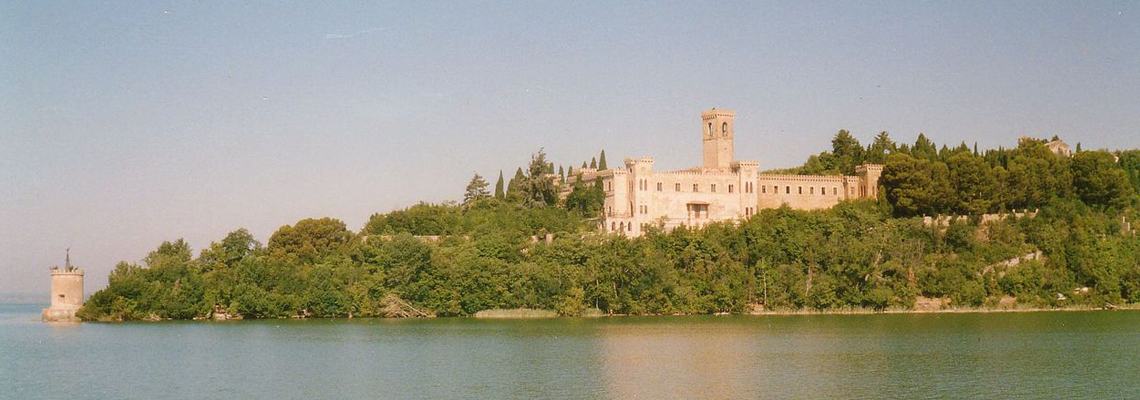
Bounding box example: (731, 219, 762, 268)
(2, 1, 1138, 294)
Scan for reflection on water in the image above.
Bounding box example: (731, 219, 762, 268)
(3, 304, 1140, 400)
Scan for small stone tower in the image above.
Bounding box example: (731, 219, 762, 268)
(43, 249, 84, 322)
(701, 108, 735, 171)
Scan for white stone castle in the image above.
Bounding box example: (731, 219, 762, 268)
(566, 109, 883, 237)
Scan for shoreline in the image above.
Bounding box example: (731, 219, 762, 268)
(15, 303, 1136, 323)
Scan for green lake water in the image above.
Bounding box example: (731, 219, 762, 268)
(3, 303, 1139, 399)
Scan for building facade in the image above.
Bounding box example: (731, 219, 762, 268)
(568, 109, 883, 237)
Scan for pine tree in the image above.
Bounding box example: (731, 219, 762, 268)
(494, 170, 505, 198)
(1076, 142, 1082, 152)
(590, 157, 597, 169)
(598, 150, 608, 170)
(463, 173, 490, 204)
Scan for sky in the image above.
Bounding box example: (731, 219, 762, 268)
(2, 1, 1138, 294)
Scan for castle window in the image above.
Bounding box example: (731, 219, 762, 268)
(657, 182, 662, 191)
(821, 187, 825, 196)
(675, 183, 681, 192)
(798, 187, 802, 195)
(711, 184, 717, 193)
(627, 222, 632, 232)
(721, 122, 728, 136)
(810, 187, 814, 194)
(728, 184, 734, 193)
(762, 185, 766, 194)
(833, 187, 837, 195)
(693, 184, 699, 192)
(611, 222, 616, 231)
(708, 122, 713, 137)
(786, 186, 790, 194)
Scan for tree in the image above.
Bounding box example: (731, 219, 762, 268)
(830, 130, 864, 174)
(590, 157, 597, 169)
(1005, 141, 1072, 209)
(565, 178, 604, 215)
(494, 170, 505, 199)
(1071, 151, 1133, 208)
(558, 165, 565, 182)
(463, 173, 490, 204)
(520, 148, 558, 206)
(1118, 150, 1140, 192)
(865, 131, 896, 164)
(912, 133, 938, 161)
(881, 153, 953, 216)
(598, 150, 608, 170)
(507, 167, 525, 196)
(268, 218, 355, 261)
(946, 152, 997, 215)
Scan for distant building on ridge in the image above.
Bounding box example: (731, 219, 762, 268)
(565, 109, 883, 237)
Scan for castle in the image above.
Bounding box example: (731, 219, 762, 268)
(42, 250, 84, 322)
(566, 109, 883, 237)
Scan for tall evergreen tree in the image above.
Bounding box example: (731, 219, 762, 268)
(507, 167, 525, 195)
(866, 131, 896, 164)
(558, 165, 565, 182)
(912, 133, 938, 161)
(598, 150, 608, 170)
(494, 170, 505, 199)
(463, 173, 490, 204)
(521, 148, 558, 206)
(590, 157, 597, 169)
(830, 129, 864, 174)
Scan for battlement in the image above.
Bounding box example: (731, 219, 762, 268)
(50, 268, 84, 277)
(701, 108, 736, 119)
(855, 164, 884, 173)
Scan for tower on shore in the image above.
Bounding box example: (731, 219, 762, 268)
(42, 249, 84, 322)
(701, 108, 735, 171)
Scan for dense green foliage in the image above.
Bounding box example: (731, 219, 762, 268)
(78, 138, 1140, 321)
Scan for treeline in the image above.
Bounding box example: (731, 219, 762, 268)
(776, 131, 1140, 216)
(77, 134, 1140, 321)
(77, 198, 1140, 321)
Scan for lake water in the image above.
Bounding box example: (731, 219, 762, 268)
(3, 303, 1139, 399)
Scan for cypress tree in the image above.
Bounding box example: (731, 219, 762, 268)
(590, 157, 597, 169)
(558, 165, 565, 182)
(581, 161, 587, 169)
(507, 167, 525, 194)
(494, 170, 505, 198)
(598, 150, 608, 170)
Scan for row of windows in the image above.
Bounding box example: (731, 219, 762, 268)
(621, 180, 855, 197)
(634, 181, 744, 193)
(761, 185, 842, 196)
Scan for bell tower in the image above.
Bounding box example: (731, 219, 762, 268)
(701, 108, 735, 170)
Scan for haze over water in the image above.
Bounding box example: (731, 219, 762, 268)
(4, 304, 1139, 399)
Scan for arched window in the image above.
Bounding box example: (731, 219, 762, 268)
(611, 222, 616, 231)
(708, 122, 713, 137)
(721, 122, 728, 136)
